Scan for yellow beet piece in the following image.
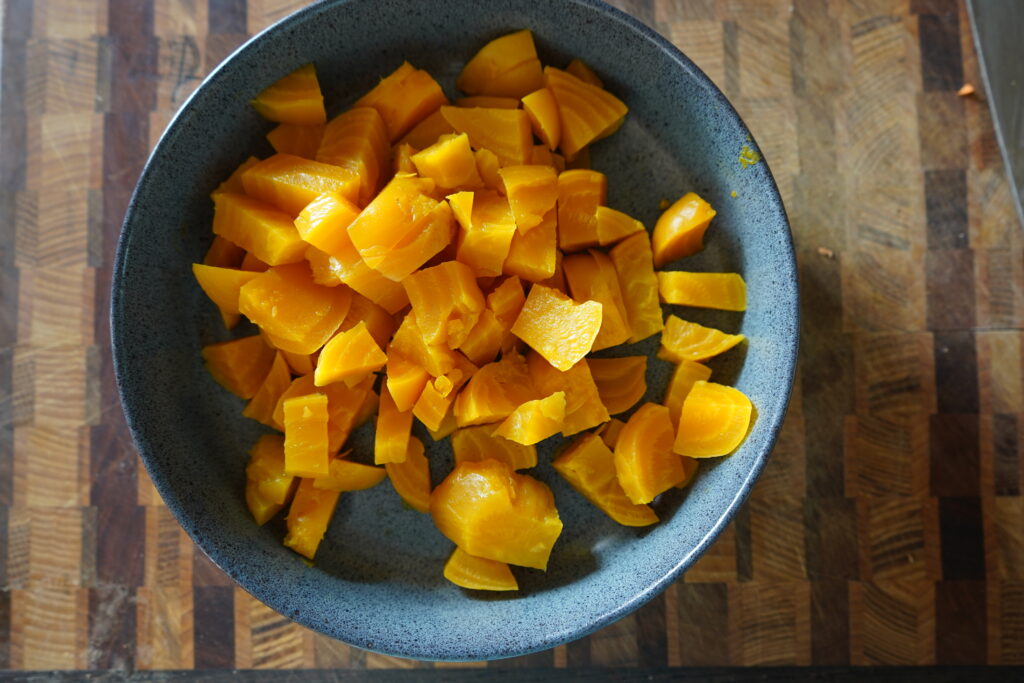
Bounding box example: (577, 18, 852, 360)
(393, 142, 418, 174)
(503, 208, 557, 282)
(440, 106, 533, 166)
(389, 312, 460, 378)
(385, 436, 431, 513)
(674, 381, 753, 458)
(313, 456, 387, 492)
(266, 122, 324, 159)
(241, 153, 360, 216)
(492, 391, 566, 445)
(657, 271, 747, 311)
(488, 276, 526, 328)
(411, 133, 483, 189)
(598, 417, 627, 450)
(212, 193, 307, 266)
(456, 95, 520, 109)
(375, 385, 413, 465)
(316, 107, 390, 205)
(284, 478, 341, 560)
(211, 157, 260, 199)
(456, 309, 505, 366)
(557, 169, 606, 251)
(444, 547, 519, 591)
(451, 425, 538, 470)
(454, 352, 537, 427)
(304, 232, 409, 314)
(588, 356, 647, 416)
(543, 66, 628, 158)
(652, 192, 717, 267)
(251, 64, 326, 125)
(242, 352, 292, 427)
(510, 284, 603, 372)
(202, 335, 275, 399)
(273, 374, 373, 453)
(245, 435, 299, 526)
(431, 459, 562, 569)
(614, 403, 685, 504)
(450, 190, 518, 278)
(658, 315, 745, 363)
(338, 293, 398, 350)
(610, 231, 664, 343)
(240, 251, 270, 272)
(398, 108, 456, 149)
(386, 352, 430, 412)
(595, 206, 644, 246)
(192, 264, 260, 329)
(521, 87, 561, 150)
(553, 433, 658, 527)
(402, 261, 485, 348)
(563, 250, 632, 350)
(314, 321, 387, 387)
(283, 393, 330, 477)
(457, 29, 543, 98)
(281, 349, 314, 376)
(565, 58, 603, 87)
(203, 234, 245, 269)
(238, 263, 352, 355)
(499, 165, 558, 234)
(368, 199, 453, 284)
(294, 192, 361, 257)
(414, 355, 477, 432)
(526, 353, 608, 436)
(474, 148, 505, 193)
(355, 61, 449, 141)
(664, 360, 713, 428)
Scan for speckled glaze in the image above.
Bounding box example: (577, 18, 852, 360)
(112, 0, 798, 662)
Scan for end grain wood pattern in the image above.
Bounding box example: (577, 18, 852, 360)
(0, 0, 1021, 672)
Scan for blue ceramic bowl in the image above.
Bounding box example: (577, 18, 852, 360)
(113, 0, 798, 662)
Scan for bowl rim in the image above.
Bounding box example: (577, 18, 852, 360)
(111, 0, 800, 661)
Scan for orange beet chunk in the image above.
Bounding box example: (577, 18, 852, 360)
(652, 192, 716, 267)
(595, 206, 644, 246)
(355, 61, 449, 141)
(313, 456, 387, 492)
(430, 459, 563, 569)
(510, 284, 602, 372)
(658, 315, 745, 363)
(614, 403, 685, 504)
(385, 436, 431, 513)
(588, 356, 648, 416)
(243, 352, 292, 427)
(450, 190, 518, 278)
(487, 276, 527, 329)
(443, 547, 518, 591)
(212, 193, 307, 266)
(245, 434, 299, 526)
(563, 250, 632, 350)
(294, 192, 361, 257)
(451, 425, 538, 470)
(522, 88, 561, 150)
(316, 107, 390, 205)
(191, 264, 260, 329)
(314, 321, 387, 387)
(440, 106, 532, 166)
(411, 133, 483, 189)
(251, 64, 326, 125)
(386, 353, 430, 413)
(503, 208, 558, 282)
(402, 260, 485, 348)
(398, 108, 456, 149)
(284, 478, 341, 559)
(304, 234, 409, 315)
(543, 66, 628, 158)
(499, 165, 558, 234)
(272, 374, 373, 453)
(238, 263, 352, 355)
(389, 312, 461, 378)
(456, 96, 520, 109)
(211, 157, 260, 199)
(240, 251, 270, 272)
(454, 351, 538, 427)
(457, 30, 543, 98)
(657, 271, 747, 311)
(492, 391, 566, 445)
(375, 384, 413, 465)
(526, 353, 609, 436)
(674, 381, 753, 458)
(414, 357, 477, 431)
(598, 417, 627, 450)
(456, 310, 505, 366)
(557, 169, 606, 251)
(337, 293, 398, 350)
(203, 234, 245, 269)
(610, 231, 664, 343)
(202, 335, 275, 399)
(283, 393, 330, 477)
(241, 153, 360, 216)
(266, 122, 324, 159)
(565, 59, 603, 87)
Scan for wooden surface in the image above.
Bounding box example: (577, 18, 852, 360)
(1, 0, 1022, 673)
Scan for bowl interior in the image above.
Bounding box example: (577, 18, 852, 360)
(113, 0, 797, 661)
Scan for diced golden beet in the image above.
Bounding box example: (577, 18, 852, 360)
(499, 165, 558, 234)
(305, 234, 409, 315)
(240, 251, 271, 272)
(385, 436, 431, 513)
(457, 30, 543, 98)
(456, 309, 505, 366)
(375, 384, 413, 465)
(677, 457, 699, 489)
(444, 547, 518, 591)
(493, 391, 566, 445)
(389, 312, 460, 378)
(314, 321, 387, 387)
(474, 148, 505, 193)
(411, 133, 483, 189)
(393, 142, 418, 174)
(414, 356, 477, 431)
(658, 315, 745, 363)
(272, 374, 373, 452)
(557, 169, 606, 251)
(294, 192, 361, 257)
(203, 235, 245, 269)
(487, 276, 526, 329)
(427, 404, 459, 441)
(503, 208, 558, 282)
(241, 153, 360, 216)
(266, 123, 325, 158)
(539, 243, 567, 292)
(245, 435, 299, 525)
(403, 261, 485, 348)
(521, 88, 561, 150)
(451, 190, 518, 278)
(456, 96, 520, 109)
(454, 352, 538, 426)
(281, 349, 315, 375)
(398, 108, 456, 149)
(386, 353, 430, 412)
(338, 293, 397, 350)
(251, 64, 326, 125)
(510, 284, 603, 372)
(652, 193, 717, 267)
(610, 232, 664, 343)
(316, 107, 390, 205)
(526, 353, 609, 436)
(614, 403, 685, 504)
(346, 175, 450, 281)
(355, 387, 379, 428)
(531, 144, 557, 167)
(430, 459, 562, 569)
(451, 425, 538, 470)
(355, 61, 449, 141)
(202, 335, 275, 399)
(369, 199, 454, 283)
(543, 67, 628, 158)
(674, 381, 753, 457)
(440, 106, 532, 166)
(283, 393, 330, 477)
(192, 264, 260, 329)
(588, 356, 648, 416)
(239, 263, 352, 355)
(284, 478, 341, 559)
(563, 250, 632, 350)
(211, 157, 261, 199)
(553, 433, 658, 527)
(598, 417, 627, 450)
(243, 352, 292, 426)
(565, 59, 604, 87)
(212, 193, 307, 266)
(595, 206, 644, 246)
(657, 271, 747, 311)
(313, 456, 387, 492)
